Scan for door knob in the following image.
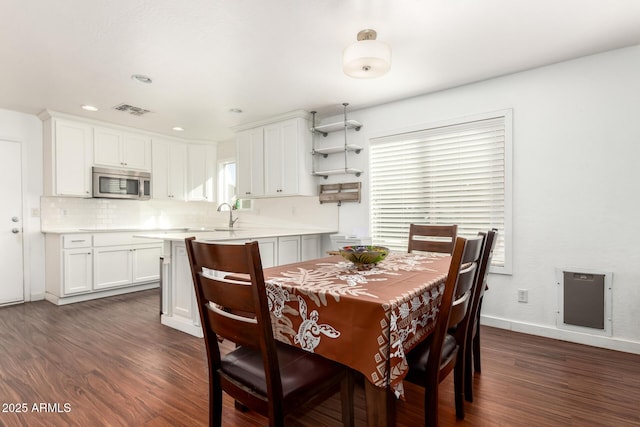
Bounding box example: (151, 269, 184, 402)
(11, 217, 19, 222)
(11, 228, 20, 234)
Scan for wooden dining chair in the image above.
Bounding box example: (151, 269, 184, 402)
(464, 228, 498, 403)
(404, 234, 484, 426)
(185, 237, 354, 427)
(407, 224, 458, 255)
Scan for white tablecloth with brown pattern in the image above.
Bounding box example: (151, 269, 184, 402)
(263, 251, 450, 398)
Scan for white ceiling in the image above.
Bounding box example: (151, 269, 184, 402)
(2, 0, 640, 141)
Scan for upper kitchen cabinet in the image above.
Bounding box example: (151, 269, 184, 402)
(186, 143, 217, 202)
(236, 114, 314, 198)
(236, 127, 264, 197)
(42, 117, 93, 197)
(94, 126, 151, 171)
(152, 138, 187, 201)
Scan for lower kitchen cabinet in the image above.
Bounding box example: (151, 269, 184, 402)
(301, 234, 322, 261)
(278, 235, 300, 265)
(93, 244, 162, 290)
(45, 232, 163, 305)
(257, 237, 277, 268)
(63, 247, 93, 295)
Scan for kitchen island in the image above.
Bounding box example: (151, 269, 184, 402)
(134, 227, 337, 337)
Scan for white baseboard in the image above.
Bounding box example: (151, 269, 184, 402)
(161, 314, 203, 338)
(481, 315, 640, 355)
(30, 292, 46, 301)
(44, 283, 159, 306)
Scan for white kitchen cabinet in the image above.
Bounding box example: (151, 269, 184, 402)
(278, 235, 301, 265)
(94, 126, 151, 171)
(264, 118, 314, 196)
(46, 233, 93, 300)
(257, 237, 277, 268)
(301, 234, 322, 261)
(60, 234, 93, 295)
(152, 138, 187, 200)
(220, 237, 277, 268)
(236, 116, 314, 198)
(132, 245, 164, 283)
(187, 144, 217, 202)
(236, 127, 264, 197)
(43, 118, 93, 197)
(44, 232, 162, 305)
(62, 247, 93, 295)
(94, 246, 133, 289)
(93, 233, 162, 290)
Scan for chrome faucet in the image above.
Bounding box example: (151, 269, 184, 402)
(217, 203, 239, 229)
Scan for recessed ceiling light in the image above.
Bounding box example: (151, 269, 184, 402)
(131, 74, 153, 84)
(172, 126, 184, 132)
(229, 108, 243, 113)
(81, 104, 98, 111)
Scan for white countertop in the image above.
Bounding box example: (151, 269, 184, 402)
(134, 227, 338, 241)
(133, 227, 338, 242)
(42, 225, 338, 241)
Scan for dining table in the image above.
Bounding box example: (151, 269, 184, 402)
(261, 251, 452, 426)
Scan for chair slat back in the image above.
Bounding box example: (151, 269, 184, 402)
(185, 237, 274, 352)
(408, 224, 458, 255)
(447, 236, 484, 328)
(426, 235, 483, 376)
(467, 229, 498, 334)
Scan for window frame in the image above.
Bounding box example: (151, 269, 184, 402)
(367, 109, 513, 275)
(217, 158, 237, 206)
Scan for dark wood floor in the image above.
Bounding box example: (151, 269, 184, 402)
(1, 290, 639, 427)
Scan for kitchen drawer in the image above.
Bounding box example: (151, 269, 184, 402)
(62, 234, 92, 249)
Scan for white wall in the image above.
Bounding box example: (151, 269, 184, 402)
(0, 109, 44, 301)
(318, 45, 640, 353)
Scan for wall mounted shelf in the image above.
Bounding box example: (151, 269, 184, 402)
(312, 144, 363, 157)
(311, 103, 364, 179)
(312, 168, 363, 179)
(311, 120, 362, 136)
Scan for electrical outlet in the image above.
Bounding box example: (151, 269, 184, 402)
(517, 289, 528, 303)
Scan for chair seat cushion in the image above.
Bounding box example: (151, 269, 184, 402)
(221, 342, 343, 399)
(404, 333, 458, 385)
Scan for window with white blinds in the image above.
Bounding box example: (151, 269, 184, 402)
(370, 111, 511, 272)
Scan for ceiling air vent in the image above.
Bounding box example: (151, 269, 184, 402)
(113, 103, 152, 116)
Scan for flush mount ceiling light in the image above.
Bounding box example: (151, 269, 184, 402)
(343, 29, 391, 79)
(172, 126, 184, 132)
(81, 104, 98, 111)
(131, 74, 153, 84)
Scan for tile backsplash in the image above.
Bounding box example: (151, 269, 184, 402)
(40, 196, 339, 231)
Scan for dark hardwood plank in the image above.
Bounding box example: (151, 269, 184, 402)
(1, 290, 639, 426)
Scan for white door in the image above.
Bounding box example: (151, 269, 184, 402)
(0, 140, 24, 304)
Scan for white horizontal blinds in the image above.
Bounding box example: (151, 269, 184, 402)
(370, 116, 506, 266)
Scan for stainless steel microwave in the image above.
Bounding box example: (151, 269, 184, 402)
(92, 166, 151, 200)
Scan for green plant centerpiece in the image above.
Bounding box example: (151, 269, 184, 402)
(339, 245, 390, 270)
